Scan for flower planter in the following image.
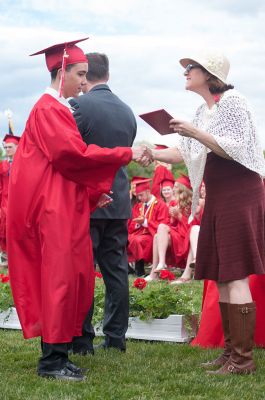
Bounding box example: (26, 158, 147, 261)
(0, 307, 21, 330)
(95, 314, 198, 343)
(0, 308, 198, 343)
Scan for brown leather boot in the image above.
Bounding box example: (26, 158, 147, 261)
(208, 302, 256, 375)
(201, 302, 231, 369)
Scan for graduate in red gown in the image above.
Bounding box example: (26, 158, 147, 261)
(191, 277, 265, 348)
(7, 38, 140, 381)
(145, 174, 200, 281)
(127, 178, 169, 275)
(170, 178, 205, 284)
(144, 178, 177, 280)
(0, 135, 20, 261)
(151, 145, 174, 199)
(160, 178, 177, 208)
(169, 176, 200, 267)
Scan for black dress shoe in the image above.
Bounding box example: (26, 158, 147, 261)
(38, 366, 85, 381)
(66, 360, 88, 374)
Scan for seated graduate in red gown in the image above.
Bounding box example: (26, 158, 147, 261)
(127, 177, 169, 276)
(192, 277, 265, 348)
(144, 178, 177, 281)
(0, 134, 20, 265)
(7, 38, 140, 381)
(145, 174, 202, 281)
(151, 144, 175, 200)
(170, 175, 195, 268)
(161, 178, 179, 269)
(170, 179, 205, 284)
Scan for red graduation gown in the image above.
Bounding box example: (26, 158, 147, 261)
(7, 94, 132, 343)
(151, 165, 174, 199)
(191, 278, 265, 348)
(0, 160, 10, 252)
(167, 199, 179, 228)
(169, 208, 202, 268)
(165, 199, 179, 267)
(127, 197, 169, 262)
(169, 214, 191, 268)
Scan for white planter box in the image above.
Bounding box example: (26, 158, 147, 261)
(0, 308, 197, 343)
(95, 314, 198, 343)
(0, 307, 21, 330)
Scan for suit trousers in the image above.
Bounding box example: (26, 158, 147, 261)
(38, 341, 69, 372)
(73, 219, 129, 351)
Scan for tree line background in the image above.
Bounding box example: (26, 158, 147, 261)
(127, 160, 188, 181)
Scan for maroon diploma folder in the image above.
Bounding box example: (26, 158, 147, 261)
(139, 109, 175, 135)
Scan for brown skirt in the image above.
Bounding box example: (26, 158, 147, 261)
(195, 152, 265, 282)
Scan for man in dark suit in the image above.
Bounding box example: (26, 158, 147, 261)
(70, 53, 137, 352)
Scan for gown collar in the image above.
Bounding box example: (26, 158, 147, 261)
(45, 87, 72, 111)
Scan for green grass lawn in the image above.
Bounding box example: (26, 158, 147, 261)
(1, 329, 265, 400)
(1, 279, 265, 399)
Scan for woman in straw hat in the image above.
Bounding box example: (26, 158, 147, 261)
(140, 50, 265, 375)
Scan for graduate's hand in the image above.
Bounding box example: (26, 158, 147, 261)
(132, 146, 145, 162)
(97, 193, 113, 208)
(133, 216, 145, 225)
(169, 205, 181, 218)
(138, 146, 154, 167)
(168, 206, 176, 217)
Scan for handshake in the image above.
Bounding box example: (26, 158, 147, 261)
(131, 145, 154, 167)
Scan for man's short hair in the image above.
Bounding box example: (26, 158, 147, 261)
(50, 64, 74, 81)
(86, 53, 109, 82)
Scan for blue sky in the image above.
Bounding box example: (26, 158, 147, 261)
(0, 0, 265, 148)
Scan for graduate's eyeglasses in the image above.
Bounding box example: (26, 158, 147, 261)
(4, 146, 13, 149)
(184, 64, 202, 74)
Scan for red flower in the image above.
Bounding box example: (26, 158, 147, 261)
(159, 269, 175, 281)
(95, 271, 103, 279)
(133, 278, 147, 290)
(213, 94, 221, 103)
(1, 275, 10, 283)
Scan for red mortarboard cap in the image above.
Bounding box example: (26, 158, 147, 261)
(154, 144, 168, 150)
(131, 176, 146, 184)
(30, 38, 88, 71)
(175, 174, 192, 190)
(161, 178, 175, 188)
(3, 134, 21, 145)
(135, 178, 152, 195)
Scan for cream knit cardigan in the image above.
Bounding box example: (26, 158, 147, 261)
(175, 89, 265, 218)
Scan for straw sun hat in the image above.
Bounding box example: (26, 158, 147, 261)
(179, 51, 230, 84)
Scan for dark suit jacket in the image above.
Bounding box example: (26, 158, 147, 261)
(70, 84, 137, 219)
